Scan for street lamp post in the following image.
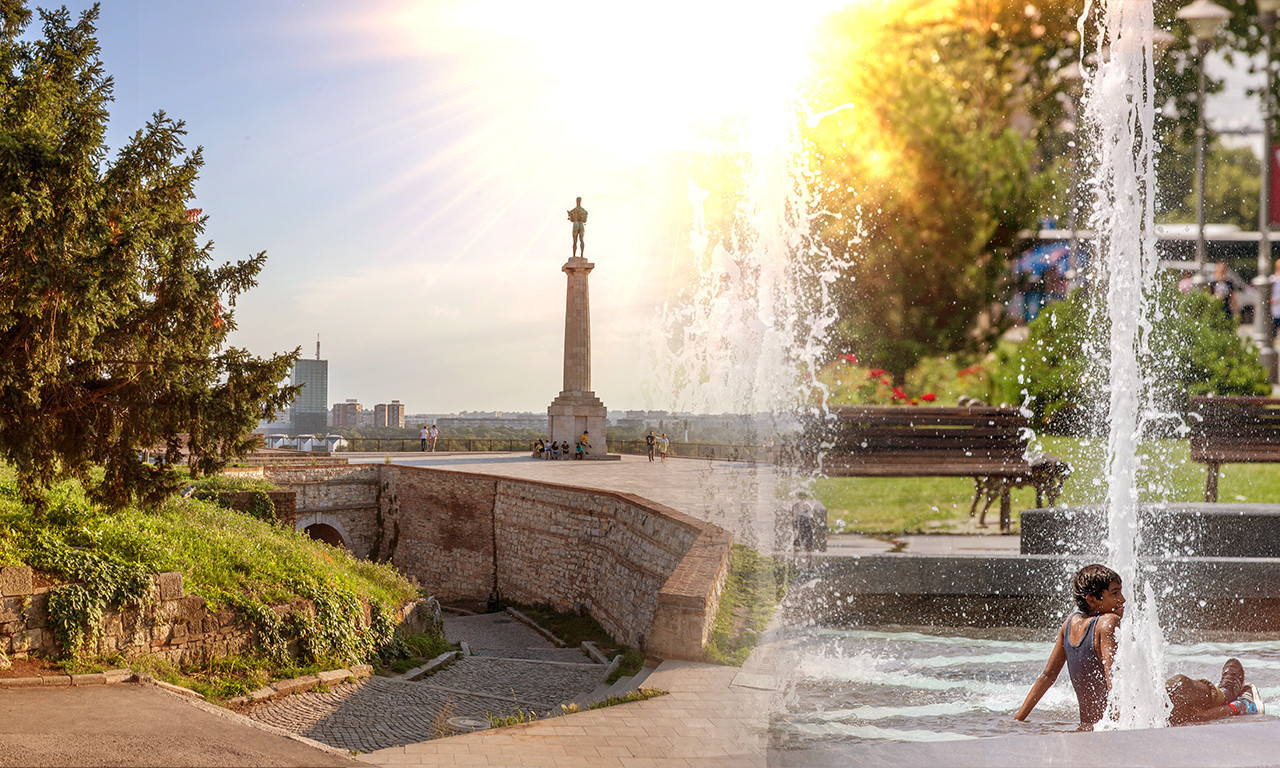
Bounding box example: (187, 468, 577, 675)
(1059, 62, 1083, 281)
(1255, 0, 1280, 382)
(1177, 0, 1231, 286)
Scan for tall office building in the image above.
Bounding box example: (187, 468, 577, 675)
(374, 400, 405, 428)
(291, 340, 328, 434)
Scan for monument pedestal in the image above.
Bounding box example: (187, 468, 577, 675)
(548, 391, 616, 460)
(547, 254, 619, 460)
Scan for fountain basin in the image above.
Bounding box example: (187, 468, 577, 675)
(790, 553, 1280, 633)
(1021, 504, 1280, 558)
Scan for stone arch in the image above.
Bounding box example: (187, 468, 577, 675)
(296, 513, 353, 551)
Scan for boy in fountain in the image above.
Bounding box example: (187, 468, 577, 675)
(1014, 564, 1264, 728)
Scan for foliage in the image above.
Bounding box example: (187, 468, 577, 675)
(123, 653, 333, 704)
(379, 631, 455, 675)
(30, 534, 151, 657)
(1161, 138, 1262, 230)
(0, 3, 298, 510)
(805, 2, 1065, 377)
(704, 544, 788, 667)
(999, 285, 1270, 433)
(904, 353, 1000, 406)
(814, 355, 939, 406)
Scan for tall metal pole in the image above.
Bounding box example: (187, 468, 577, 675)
(1193, 36, 1211, 286)
(1256, 9, 1279, 382)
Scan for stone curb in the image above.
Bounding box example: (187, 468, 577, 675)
(604, 654, 623, 682)
(0, 669, 132, 690)
(505, 607, 566, 647)
(396, 650, 460, 682)
(226, 664, 373, 708)
(581, 641, 610, 665)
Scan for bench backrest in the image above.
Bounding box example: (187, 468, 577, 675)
(830, 405, 1030, 463)
(1190, 396, 1280, 462)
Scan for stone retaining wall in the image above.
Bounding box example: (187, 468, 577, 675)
(0, 564, 433, 665)
(1, 567, 254, 663)
(380, 466, 732, 660)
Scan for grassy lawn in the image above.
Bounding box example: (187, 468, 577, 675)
(814, 436, 1280, 536)
(0, 464, 427, 701)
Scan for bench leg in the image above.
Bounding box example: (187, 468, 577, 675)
(1205, 462, 1219, 503)
(969, 478, 983, 518)
(1000, 488, 1012, 533)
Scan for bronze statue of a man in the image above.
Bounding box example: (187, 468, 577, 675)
(568, 197, 588, 257)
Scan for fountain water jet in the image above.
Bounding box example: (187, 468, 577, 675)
(1081, 0, 1173, 729)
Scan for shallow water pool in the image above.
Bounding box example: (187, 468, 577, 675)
(768, 626, 1280, 747)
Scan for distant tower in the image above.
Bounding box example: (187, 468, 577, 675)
(291, 335, 328, 435)
(547, 252, 616, 459)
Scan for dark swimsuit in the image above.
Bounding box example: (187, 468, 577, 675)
(1063, 612, 1108, 725)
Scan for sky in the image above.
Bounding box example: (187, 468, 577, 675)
(23, 0, 846, 415)
(17, 1, 1265, 415)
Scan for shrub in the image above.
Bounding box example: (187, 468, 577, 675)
(997, 284, 1270, 434)
(904, 353, 999, 405)
(815, 355, 938, 406)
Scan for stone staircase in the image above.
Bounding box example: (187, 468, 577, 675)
(440, 610, 652, 715)
(566, 664, 654, 709)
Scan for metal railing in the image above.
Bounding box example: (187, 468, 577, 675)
(339, 437, 534, 453)
(336, 437, 772, 462)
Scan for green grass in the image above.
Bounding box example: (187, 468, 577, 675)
(813, 436, 1280, 535)
(0, 466, 415, 609)
(376, 632, 458, 675)
(704, 544, 788, 666)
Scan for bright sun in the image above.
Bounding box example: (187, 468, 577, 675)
(378, 0, 862, 159)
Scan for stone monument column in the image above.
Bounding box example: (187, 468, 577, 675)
(547, 255, 615, 459)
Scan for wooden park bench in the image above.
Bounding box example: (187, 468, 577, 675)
(1190, 396, 1280, 502)
(823, 405, 1070, 533)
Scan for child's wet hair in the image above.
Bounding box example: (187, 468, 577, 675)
(1073, 564, 1120, 613)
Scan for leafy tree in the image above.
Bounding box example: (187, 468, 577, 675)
(805, 1, 1065, 376)
(1158, 138, 1262, 229)
(0, 2, 297, 509)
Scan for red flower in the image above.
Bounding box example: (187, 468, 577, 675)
(880, 378, 891, 386)
(921, 393, 936, 402)
(843, 354, 859, 364)
(868, 368, 885, 378)
(891, 387, 907, 400)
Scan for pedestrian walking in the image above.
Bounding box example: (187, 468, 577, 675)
(659, 433, 669, 463)
(428, 424, 439, 452)
(419, 425, 429, 452)
(646, 431, 656, 462)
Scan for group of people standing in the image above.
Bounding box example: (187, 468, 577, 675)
(645, 431, 670, 463)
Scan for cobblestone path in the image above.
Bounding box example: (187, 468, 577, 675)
(424, 656, 607, 707)
(244, 612, 611, 754)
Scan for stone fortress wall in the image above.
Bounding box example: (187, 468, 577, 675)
(256, 464, 733, 661)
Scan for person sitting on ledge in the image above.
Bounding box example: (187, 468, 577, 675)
(560, 440, 570, 459)
(1014, 563, 1264, 729)
(575, 441, 584, 460)
(533, 439, 545, 459)
(549, 441, 560, 460)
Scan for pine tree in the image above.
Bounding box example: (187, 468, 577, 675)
(0, 2, 298, 509)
